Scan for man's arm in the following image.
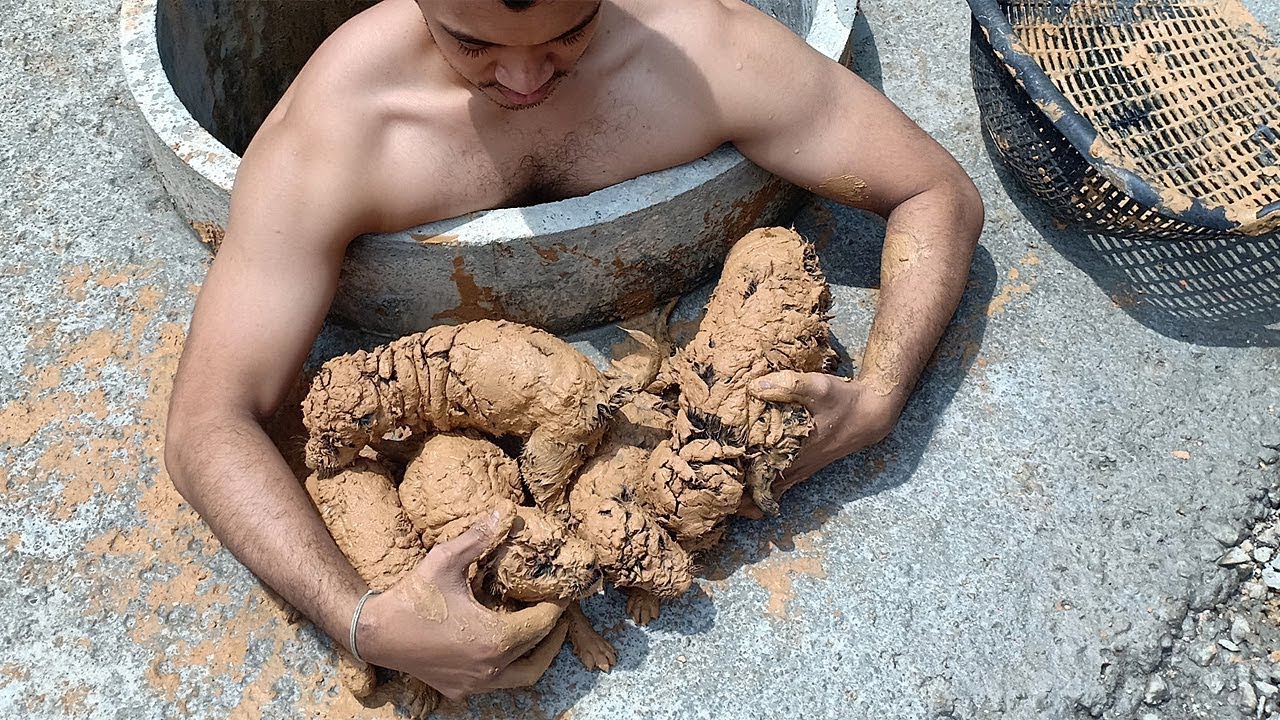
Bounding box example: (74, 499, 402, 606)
(166, 114, 373, 641)
(706, 1, 984, 485)
(164, 110, 564, 698)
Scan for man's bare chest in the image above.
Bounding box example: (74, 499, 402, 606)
(479, 101, 715, 207)
(382, 91, 720, 221)
(489, 109, 645, 206)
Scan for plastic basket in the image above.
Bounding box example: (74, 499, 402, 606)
(969, 0, 1280, 239)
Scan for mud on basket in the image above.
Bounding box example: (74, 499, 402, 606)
(968, 0, 1280, 240)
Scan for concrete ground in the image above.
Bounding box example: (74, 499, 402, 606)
(1, 0, 1278, 719)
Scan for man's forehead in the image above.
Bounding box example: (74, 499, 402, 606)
(427, 0, 603, 47)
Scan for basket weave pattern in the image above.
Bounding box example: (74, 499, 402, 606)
(972, 0, 1280, 239)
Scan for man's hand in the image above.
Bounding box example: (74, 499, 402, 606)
(741, 370, 902, 514)
(357, 511, 569, 699)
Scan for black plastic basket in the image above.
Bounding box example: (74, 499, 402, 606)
(969, 0, 1280, 240)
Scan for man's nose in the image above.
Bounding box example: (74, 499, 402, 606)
(494, 53, 555, 94)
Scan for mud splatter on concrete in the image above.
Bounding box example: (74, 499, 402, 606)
(0, 259, 418, 718)
(985, 250, 1042, 317)
(747, 531, 829, 618)
(410, 233, 459, 246)
(189, 220, 225, 252)
(433, 256, 508, 323)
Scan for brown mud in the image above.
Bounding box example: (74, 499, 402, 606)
(302, 319, 623, 511)
(657, 227, 835, 516)
(815, 174, 870, 206)
(300, 227, 840, 709)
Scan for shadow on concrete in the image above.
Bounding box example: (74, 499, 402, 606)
(982, 134, 1280, 348)
(570, 579, 717, 669)
(695, 198, 999, 582)
(850, 8, 884, 91)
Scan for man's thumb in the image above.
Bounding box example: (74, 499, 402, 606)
(749, 370, 814, 405)
(434, 506, 514, 571)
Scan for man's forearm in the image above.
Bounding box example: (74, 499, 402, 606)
(166, 413, 367, 645)
(858, 179, 983, 411)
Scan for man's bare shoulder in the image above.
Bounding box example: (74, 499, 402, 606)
(640, 0, 842, 138)
(281, 0, 432, 112)
(625, 0, 799, 59)
(621, 0, 825, 117)
(243, 1, 460, 233)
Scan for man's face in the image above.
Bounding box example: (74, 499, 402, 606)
(416, 0, 603, 109)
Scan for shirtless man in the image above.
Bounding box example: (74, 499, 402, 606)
(165, 0, 983, 700)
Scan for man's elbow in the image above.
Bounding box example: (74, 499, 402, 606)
(893, 166, 985, 246)
(166, 394, 271, 500)
(164, 403, 200, 502)
(164, 399, 236, 502)
(945, 169, 985, 245)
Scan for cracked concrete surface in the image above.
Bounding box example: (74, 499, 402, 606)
(1, 0, 1278, 719)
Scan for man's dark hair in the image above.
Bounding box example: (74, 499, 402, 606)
(502, 0, 538, 10)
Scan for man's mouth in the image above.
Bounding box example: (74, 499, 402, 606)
(493, 78, 556, 107)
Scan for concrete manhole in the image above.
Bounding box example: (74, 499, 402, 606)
(121, 0, 856, 335)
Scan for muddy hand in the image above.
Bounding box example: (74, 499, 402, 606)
(355, 509, 568, 699)
(747, 370, 900, 499)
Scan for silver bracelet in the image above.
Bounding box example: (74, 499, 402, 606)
(349, 589, 378, 664)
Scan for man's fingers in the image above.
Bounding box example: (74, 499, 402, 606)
(497, 599, 568, 658)
(432, 507, 515, 573)
(488, 618, 570, 690)
(750, 370, 824, 407)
